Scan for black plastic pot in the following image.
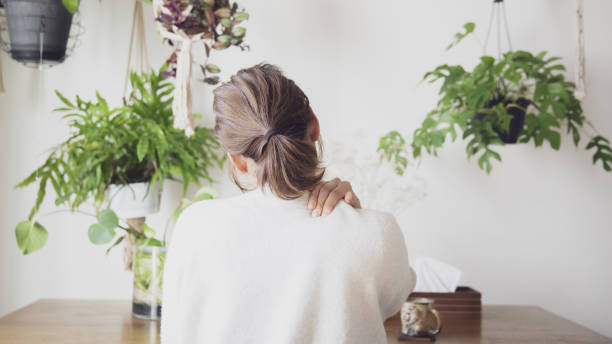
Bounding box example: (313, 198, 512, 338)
(474, 97, 530, 144)
(4, 0, 73, 63)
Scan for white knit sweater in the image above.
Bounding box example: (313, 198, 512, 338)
(161, 189, 415, 344)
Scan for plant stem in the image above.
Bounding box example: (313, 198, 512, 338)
(36, 208, 96, 219)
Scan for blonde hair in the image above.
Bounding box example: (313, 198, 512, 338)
(213, 64, 324, 199)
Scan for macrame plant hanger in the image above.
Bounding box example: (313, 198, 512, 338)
(482, 0, 586, 100)
(482, 0, 513, 59)
(0, 52, 4, 94)
(123, 0, 151, 271)
(574, 0, 585, 100)
(0, 5, 5, 94)
(153, 0, 208, 137)
(124, 0, 150, 97)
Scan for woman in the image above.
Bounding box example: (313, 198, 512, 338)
(162, 64, 415, 343)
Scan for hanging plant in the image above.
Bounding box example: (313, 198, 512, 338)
(156, 0, 248, 82)
(0, 0, 149, 67)
(2, 0, 74, 65)
(153, 0, 249, 135)
(14, 66, 224, 255)
(378, 22, 612, 174)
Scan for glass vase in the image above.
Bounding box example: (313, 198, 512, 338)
(132, 245, 166, 320)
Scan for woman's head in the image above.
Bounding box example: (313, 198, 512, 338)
(213, 64, 324, 199)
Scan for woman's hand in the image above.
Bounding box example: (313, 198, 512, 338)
(308, 178, 362, 217)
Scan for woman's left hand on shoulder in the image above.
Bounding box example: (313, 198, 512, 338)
(308, 178, 361, 217)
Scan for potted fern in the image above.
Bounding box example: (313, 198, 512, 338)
(379, 23, 612, 174)
(14, 66, 223, 271)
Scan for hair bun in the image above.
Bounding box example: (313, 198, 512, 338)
(213, 63, 325, 199)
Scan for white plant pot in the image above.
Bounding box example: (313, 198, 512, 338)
(108, 182, 161, 219)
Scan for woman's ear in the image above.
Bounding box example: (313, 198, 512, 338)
(308, 113, 320, 143)
(228, 153, 248, 173)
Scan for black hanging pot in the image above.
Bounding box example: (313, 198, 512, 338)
(474, 96, 530, 144)
(3, 0, 73, 64)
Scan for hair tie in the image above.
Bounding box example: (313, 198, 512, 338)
(264, 129, 280, 143)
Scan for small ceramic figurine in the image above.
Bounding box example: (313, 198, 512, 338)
(400, 298, 442, 339)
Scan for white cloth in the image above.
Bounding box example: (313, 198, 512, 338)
(411, 256, 461, 293)
(161, 189, 416, 344)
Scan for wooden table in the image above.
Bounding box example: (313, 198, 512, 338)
(0, 299, 610, 343)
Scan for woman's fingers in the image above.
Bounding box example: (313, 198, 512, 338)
(310, 178, 340, 216)
(321, 184, 347, 216)
(321, 182, 362, 216)
(308, 184, 322, 210)
(309, 179, 362, 217)
(344, 190, 362, 209)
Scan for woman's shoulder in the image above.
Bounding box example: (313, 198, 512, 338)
(337, 205, 399, 232)
(169, 193, 249, 242)
(326, 203, 401, 242)
(179, 193, 248, 220)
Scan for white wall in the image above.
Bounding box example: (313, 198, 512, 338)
(1, 0, 611, 338)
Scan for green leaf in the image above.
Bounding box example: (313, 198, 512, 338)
(547, 83, 564, 95)
(478, 152, 489, 170)
(446, 22, 475, 51)
(480, 56, 495, 66)
(61, 0, 79, 14)
(219, 18, 233, 28)
(97, 209, 119, 229)
(194, 186, 217, 200)
(106, 235, 125, 255)
(29, 176, 48, 220)
(55, 91, 74, 108)
(232, 26, 246, 37)
(142, 223, 156, 235)
(193, 191, 214, 202)
(234, 12, 249, 22)
(489, 150, 502, 162)
(547, 131, 561, 150)
(137, 137, 149, 162)
(430, 131, 445, 147)
(172, 198, 192, 222)
(586, 136, 612, 172)
(15, 221, 48, 255)
(205, 64, 221, 74)
(88, 223, 116, 245)
(218, 35, 232, 43)
(204, 76, 220, 85)
(139, 237, 163, 247)
(422, 117, 437, 130)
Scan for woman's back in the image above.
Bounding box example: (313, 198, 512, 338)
(161, 189, 415, 343)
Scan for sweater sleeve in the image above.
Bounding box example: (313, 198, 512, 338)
(377, 214, 416, 320)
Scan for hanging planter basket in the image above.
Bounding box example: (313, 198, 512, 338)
(473, 96, 530, 144)
(0, 0, 83, 68)
(108, 182, 161, 219)
(378, 1, 612, 174)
